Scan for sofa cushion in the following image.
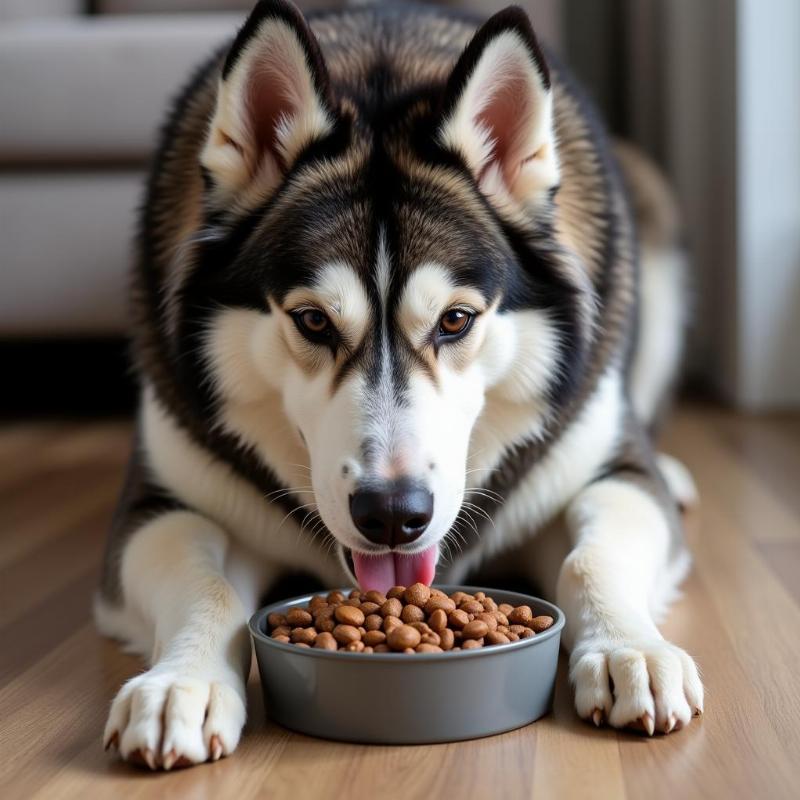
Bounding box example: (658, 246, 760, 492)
(98, 1, 252, 12)
(0, 171, 143, 335)
(97, 2, 340, 13)
(0, 0, 83, 22)
(0, 14, 242, 163)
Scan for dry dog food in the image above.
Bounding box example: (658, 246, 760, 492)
(266, 585, 554, 653)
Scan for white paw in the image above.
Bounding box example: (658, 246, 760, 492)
(570, 637, 703, 735)
(103, 669, 246, 770)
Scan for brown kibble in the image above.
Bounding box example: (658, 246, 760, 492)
(275, 588, 548, 655)
(462, 619, 490, 640)
(486, 630, 511, 646)
(363, 630, 387, 647)
(401, 604, 425, 623)
(335, 605, 366, 626)
(404, 582, 431, 607)
(267, 612, 287, 629)
(508, 605, 533, 625)
(476, 612, 498, 632)
(380, 598, 403, 618)
(387, 624, 422, 651)
(314, 608, 336, 633)
(408, 621, 431, 633)
(286, 608, 313, 627)
(383, 615, 402, 632)
(531, 615, 555, 633)
(448, 609, 470, 630)
(364, 613, 383, 631)
(291, 627, 317, 645)
(425, 596, 456, 615)
(313, 632, 338, 651)
(333, 624, 361, 645)
(429, 608, 448, 632)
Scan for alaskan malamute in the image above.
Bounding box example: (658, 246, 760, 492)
(97, 0, 703, 769)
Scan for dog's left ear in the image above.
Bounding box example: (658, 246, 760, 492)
(438, 6, 558, 211)
(201, 0, 335, 208)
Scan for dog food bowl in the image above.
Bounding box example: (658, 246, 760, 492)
(249, 586, 564, 744)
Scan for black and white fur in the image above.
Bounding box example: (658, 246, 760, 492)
(96, 1, 703, 769)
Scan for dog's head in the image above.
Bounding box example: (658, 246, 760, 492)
(179, 1, 592, 591)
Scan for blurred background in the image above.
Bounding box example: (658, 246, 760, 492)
(1, 0, 798, 415)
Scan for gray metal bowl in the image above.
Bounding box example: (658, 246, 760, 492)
(249, 585, 565, 744)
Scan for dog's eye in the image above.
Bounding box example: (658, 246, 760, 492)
(293, 308, 334, 343)
(438, 308, 474, 339)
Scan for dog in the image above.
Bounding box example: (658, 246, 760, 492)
(96, 0, 704, 769)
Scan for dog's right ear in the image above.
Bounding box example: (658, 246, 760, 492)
(201, 0, 335, 209)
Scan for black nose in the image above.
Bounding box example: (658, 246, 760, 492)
(349, 480, 433, 548)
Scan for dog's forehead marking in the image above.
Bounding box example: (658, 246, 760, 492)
(284, 261, 370, 343)
(398, 263, 488, 346)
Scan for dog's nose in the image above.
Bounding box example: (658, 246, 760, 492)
(349, 480, 433, 548)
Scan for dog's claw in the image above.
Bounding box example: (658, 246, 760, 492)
(641, 713, 655, 736)
(694, 705, 704, 717)
(209, 735, 224, 762)
(143, 748, 157, 770)
(591, 708, 604, 727)
(664, 714, 677, 734)
(104, 731, 119, 751)
(162, 749, 178, 771)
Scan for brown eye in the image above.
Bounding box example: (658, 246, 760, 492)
(438, 308, 473, 338)
(293, 308, 335, 343)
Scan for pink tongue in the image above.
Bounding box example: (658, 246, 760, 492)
(352, 545, 437, 594)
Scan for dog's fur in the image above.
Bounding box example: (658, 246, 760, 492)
(96, 1, 703, 769)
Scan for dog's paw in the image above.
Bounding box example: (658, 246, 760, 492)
(103, 669, 246, 770)
(570, 637, 703, 735)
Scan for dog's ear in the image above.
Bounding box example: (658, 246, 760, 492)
(438, 6, 558, 211)
(201, 0, 335, 208)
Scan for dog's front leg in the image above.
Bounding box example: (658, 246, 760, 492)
(557, 477, 704, 734)
(102, 510, 261, 769)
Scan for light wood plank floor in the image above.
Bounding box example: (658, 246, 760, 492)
(1, 405, 799, 800)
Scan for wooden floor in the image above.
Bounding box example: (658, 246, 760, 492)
(1, 405, 799, 800)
